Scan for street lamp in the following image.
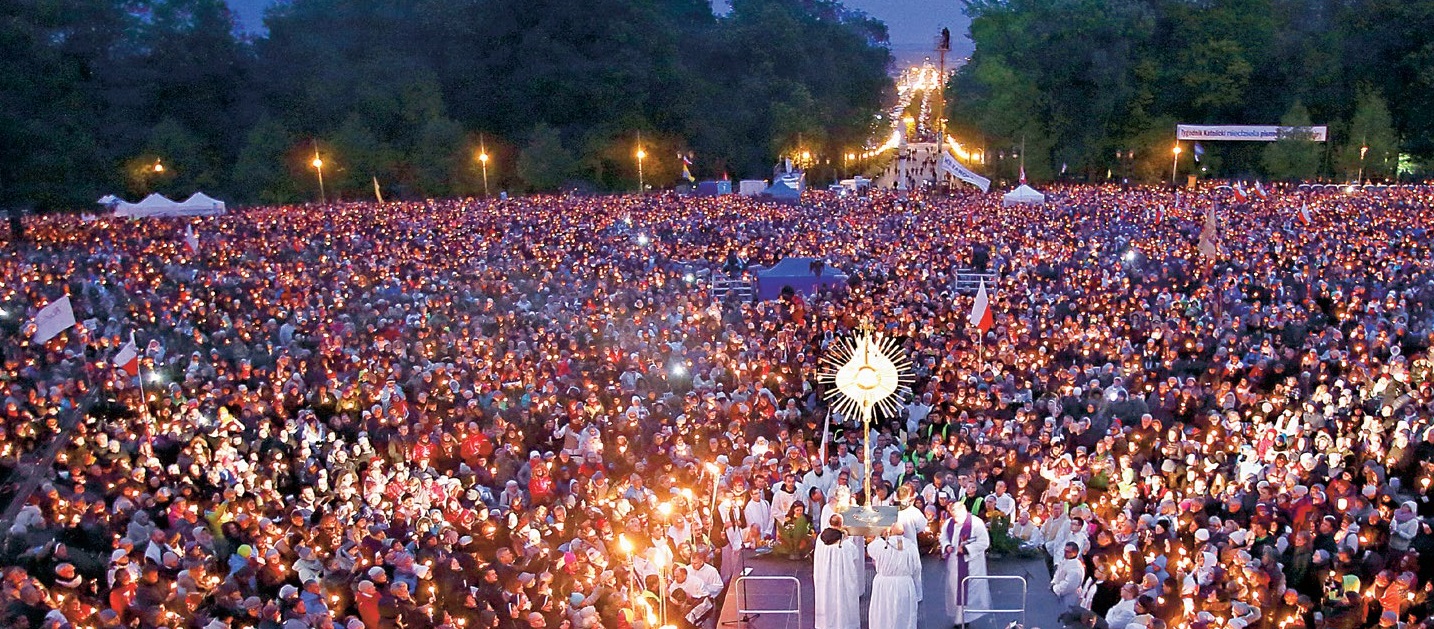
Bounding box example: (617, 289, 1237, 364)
(477, 144, 491, 198)
(1171, 144, 1182, 185)
(153, 160, 165, 174)
(311, 144, 326, 204)
(636, 146, 647, 192)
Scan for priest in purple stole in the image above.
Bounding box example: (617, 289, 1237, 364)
(940, 500, 991, 628)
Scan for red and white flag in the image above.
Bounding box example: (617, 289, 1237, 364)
(184, 224, 199, 254)
(1232, 182, 1248, 203)
(1254, 181, 1269, 200)
(1019, 165, 1027, 185)
(1154, 204, 1165, 222)
(1298, 203, 1312, 226)
(32, 295, 76, 344)
(969, 279, 994, 334)
(113, 333, 139, 376)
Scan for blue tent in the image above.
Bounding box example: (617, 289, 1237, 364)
(752, 257, 847, 300)
(761, 174, 803, 203)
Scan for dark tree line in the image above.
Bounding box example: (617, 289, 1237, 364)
(949, 0, 1430, 183)
(1, 0, 892, 209)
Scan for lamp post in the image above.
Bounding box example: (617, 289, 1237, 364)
(477, 142, 491, 198)
(1171, 144, 1182, 186)
(311, 143, 326, 204)
(153, 160, 165, 174)
(1358, 144, 1369, 185)
(636, 147, 647, 192)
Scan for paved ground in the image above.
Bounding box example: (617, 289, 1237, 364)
(715, 549, 1067, 629)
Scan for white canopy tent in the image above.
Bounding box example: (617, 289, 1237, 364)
(1001, 184, 1045, 207)
(104, 192, 227, 218)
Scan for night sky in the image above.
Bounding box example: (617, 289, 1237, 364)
(224, 0, 971, 66)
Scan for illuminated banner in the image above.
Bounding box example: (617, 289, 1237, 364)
(940, 152, 991, 192)
(1177, 125, 1328, 142)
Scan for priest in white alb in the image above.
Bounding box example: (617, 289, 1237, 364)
(895, 484, 929, 601)
(813, 513, 861, 629)
(868, 523, 920, 629)
(825, 485, 865, 595)
(941, 500, 991, 629)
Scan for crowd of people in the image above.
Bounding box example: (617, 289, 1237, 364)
(1, 182, 1432, 629)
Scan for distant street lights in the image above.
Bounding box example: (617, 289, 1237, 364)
(311, 143, 326, 204)
(1171, 144, 1182, 185)
(153, 160, 165, 174)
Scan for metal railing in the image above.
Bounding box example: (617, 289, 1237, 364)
(957, 574, 1028, 627)
(712, 276, 754, 302)
(733, 574, 801, 617)
(953, 268, 998, 294)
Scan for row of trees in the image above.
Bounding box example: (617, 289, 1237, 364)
(949, 0, 1428, 183)
(1, 0, 892, 209)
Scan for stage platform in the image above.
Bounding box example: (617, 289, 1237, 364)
(714, 549, 1067, 629)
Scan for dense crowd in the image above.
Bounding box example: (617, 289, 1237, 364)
(1, 183, 1433, 629)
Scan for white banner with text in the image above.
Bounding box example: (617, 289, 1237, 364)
(1176, 124, 1328, 142)
(941, 152, 992, 192)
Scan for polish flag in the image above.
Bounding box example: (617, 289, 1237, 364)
(113, 333, 139, 376)
(1254, 181, 1270, 200)
(184, 224, 199, 254)
(1232, 183, 1248, 203)
(969, 279, 994, 334)
(1019, 165, 1027, 185)
(1154, 204, 1165, 222)
(1298, 203, 1312, 226)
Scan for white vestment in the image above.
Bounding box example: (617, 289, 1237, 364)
(941, 512, 992, 623)
(824, 509, 866, 595)
(897, 505, 928, 601)
(868, 536, 920, 629)
(814, 532, 862, 629)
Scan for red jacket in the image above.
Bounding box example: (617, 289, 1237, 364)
(356, 588, 382, 628)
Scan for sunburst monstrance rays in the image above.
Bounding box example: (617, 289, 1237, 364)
(819, 330, 914, 422)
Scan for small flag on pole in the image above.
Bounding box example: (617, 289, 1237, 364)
(1298, 203, 1312, 226)
(184, 224, 199, 254)
(113, 332, 139, 376)
(1254, 180, 1269, 200)
(969, 279, 994, 334)
(32, 295, 76, 344)
(679, 154, 695, 183)
(1019, 164, 1027, 185)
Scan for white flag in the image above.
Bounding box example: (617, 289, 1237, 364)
(33, 295, 76, 343)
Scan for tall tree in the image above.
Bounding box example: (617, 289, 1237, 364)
(1337, 88, 1398, 181)
(1262, 101, 1322, 180)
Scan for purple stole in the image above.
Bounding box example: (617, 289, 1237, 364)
(945, 515, 974, 605)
